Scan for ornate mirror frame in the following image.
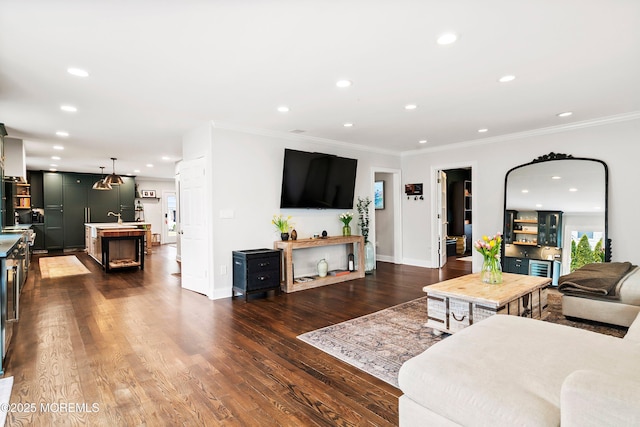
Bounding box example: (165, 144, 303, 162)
(503, 152, 611, 264)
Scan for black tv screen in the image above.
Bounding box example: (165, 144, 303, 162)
(280, 149, 358, 209)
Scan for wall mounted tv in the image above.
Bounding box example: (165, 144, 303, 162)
(280, 149, 358, 209)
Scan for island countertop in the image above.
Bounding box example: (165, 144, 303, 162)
(0, 234, 23, 257)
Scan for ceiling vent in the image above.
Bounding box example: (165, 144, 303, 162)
(288, 129, 306, 134)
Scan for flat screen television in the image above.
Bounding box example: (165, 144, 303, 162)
(280, 149, 358, 209)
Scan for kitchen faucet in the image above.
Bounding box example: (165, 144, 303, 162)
(107, 211, 123, 224)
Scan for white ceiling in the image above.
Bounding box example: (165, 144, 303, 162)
(1, 1, 639, 180)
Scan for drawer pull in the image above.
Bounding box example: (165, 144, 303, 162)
(257, 275, 270, 281)
(258, 262, 270, 267)
(451, 312, 467, 322)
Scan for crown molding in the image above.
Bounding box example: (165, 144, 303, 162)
(401, 111, 640, 157)
(211, 121, 401, 157)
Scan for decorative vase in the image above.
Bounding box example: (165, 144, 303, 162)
(291, 229, 297, 240)
(342, 225, 351, 236)
(364, 240, 375, 274)
(280, 232, 289, 241)
(481, 256, 503, 284)
(317, 258, 328, 277)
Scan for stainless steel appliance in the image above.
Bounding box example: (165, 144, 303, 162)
(2, 238, 23, 361)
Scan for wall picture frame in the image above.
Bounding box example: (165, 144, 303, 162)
(374, 181, 385, 209)
(141, 190, 156, 198)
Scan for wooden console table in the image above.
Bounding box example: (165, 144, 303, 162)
(274, 235, 365, 293)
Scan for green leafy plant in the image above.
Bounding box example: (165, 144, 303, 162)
(272, 214, 292, 233)
(356, 197, 371, 243)
(570, 235, 604, 271)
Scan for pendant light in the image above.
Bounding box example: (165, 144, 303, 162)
(104, 157, 124, 185)
(92, 166, 112, 190)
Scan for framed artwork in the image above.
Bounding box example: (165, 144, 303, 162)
(374, 181, 385, 209)
(405, 183, 423, 195)
(141, 190, 156, 198)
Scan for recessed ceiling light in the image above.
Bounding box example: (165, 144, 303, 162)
(551, 176, 561, 180)
(53, 145, 64, 150)
(521, 189, 529, 193)
(343, 123, 354, 127)
(134, 169, 141, 173)
(146, 164, 154, 167)
(478, 128, 488, 133)
(49, 168, 57, 172)
(51, 156, 61, 160)
(594, 206, 601, 210)
(336, 79, 352, 88)
(437, 33, 458, 45)
(67, 67, 89, 77)
(277, 106, 290, 113)
(569, 188, 578, 192)
(161, 156, 170, 161)
(60, 105, 77, 112)
(405, 104, 418, 110)
(557, 111, 573, 117)
(55, 131, 69, 137)
(419, 140, 428, 144)
(50, 164, 58, 167)
(535, 204, 543, 208)
(498, 75, 516, 83)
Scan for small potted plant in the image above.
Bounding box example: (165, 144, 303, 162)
(339, 212, 354, 236)
(272, 214, 292, 240)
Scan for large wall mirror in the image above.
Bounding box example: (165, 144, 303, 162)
(503, 153, 609, 284)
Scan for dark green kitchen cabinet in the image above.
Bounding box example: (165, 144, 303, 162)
(31, 224, 45, 250)
(63, 174, 92, 248)
(118, 177, 136, 222)
(40, 171, 136, 250)
(43, 172, 64, 250)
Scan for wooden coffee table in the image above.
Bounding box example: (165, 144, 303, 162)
(423, 272, 551, 334)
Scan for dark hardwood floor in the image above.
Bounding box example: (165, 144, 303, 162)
(5, 247, 471, 426)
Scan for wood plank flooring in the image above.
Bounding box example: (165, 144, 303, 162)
(4, 247, 471, 426)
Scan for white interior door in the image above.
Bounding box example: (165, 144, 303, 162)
(438, 170, 448, 268)
(179, 158, 209, 295)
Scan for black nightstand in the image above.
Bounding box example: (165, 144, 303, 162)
(232, 249, 281, 301)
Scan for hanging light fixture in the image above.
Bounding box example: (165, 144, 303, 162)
(104, 157, 124, 185)
(92, 166, 112, 190)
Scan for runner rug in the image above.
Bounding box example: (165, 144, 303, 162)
(39, 255, 91, 279)
(297, 291, 626, 387)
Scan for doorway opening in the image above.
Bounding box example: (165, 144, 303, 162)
(372, 168, 402, 265)
(433, 164, 475, 269)
(164, 191, 177, 244)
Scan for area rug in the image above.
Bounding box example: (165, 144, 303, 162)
(0, 376, 13, 426)
(297, 291, 626, 388)
(39, 255, 91, 279)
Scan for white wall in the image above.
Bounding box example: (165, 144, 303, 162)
(135, 178, 175, 243)
(401, 115, 640, 268)
(204, 126, 401, 298)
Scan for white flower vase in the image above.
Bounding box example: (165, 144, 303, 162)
(317, 259, 328, 277)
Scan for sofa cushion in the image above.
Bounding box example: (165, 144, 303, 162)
(399, 315, 640, 427)
(619, 266, 640, 305)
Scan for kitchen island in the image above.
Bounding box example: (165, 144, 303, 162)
(85, 223, 151, 272)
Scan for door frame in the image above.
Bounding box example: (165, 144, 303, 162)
(431, 161, 477, 270)
(370, 166, 402, 264)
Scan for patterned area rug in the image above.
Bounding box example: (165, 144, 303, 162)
(39, 255, 91, 279)
(297, 290, 627, 387)
(0, 376, 13, 426)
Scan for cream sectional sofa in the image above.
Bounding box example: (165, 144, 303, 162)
(398, 313, 640, 426)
